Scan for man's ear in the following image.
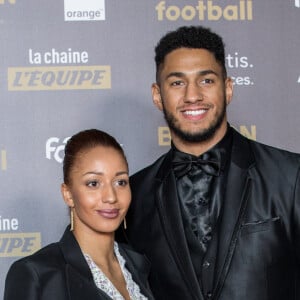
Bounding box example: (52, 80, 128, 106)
(225, 77, 233, 105)
(61, 183, 74, 208)
(152, 83, 163, 111)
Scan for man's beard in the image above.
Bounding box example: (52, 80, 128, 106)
(162, 98, 227, 143)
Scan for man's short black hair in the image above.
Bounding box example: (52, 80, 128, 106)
(154, 26, 227, 81)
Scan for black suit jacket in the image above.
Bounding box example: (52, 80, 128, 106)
(122, 129, 300, 300)
(4, 227, 154, 300)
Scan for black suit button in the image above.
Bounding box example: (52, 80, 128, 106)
(206, 291, 212, 299)
(202, 236, 209, 244)
(198, 198, 208, 205)
(203, 261, 210, 269)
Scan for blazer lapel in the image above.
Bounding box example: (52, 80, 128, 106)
(60, 228, 154, 300)
(155, 151, 204, 300)
(66, 264, 112, 300)
(213, 130, 255, 299)
(59, 228, 109, 300)
(119, 244, 155, 300)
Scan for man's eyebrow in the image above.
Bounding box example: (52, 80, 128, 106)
(165, 69, 218, 80)
(165, 71, 185, 79)
(197, 69, 218, 76)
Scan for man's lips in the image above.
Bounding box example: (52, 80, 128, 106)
(181, 107, 210, 120)
(183, 109, 207, 116)
(96, 209, 119, 219)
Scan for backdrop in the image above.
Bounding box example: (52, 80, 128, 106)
(0, 0, 300, 295)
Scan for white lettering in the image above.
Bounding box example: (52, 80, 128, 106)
(65, 10, 103, 20)
(29, 48, 89, 65)
(226, 52, 250, 69)
(46, 137, 70, 163)
(0, 216, 19, 231)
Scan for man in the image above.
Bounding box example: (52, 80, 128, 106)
(122, 26, 300, 299)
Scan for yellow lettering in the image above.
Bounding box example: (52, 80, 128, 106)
(166, 5, 180, 21)
(155, 1, 166, 21)
(181, 5, 196, 20)
(207, 0, 222, 20)
(7, 66, 111, 91)
(239, 125, 256, 140)
(158, 127, 171, 146)
(158, 125, 257, 146)
(247, 0, 253, 20)
(0, 0, 15, 4)
(0, 233, 41, 257)
(156, 0, 253, 21)
(223, 5, 238, 20)
(1, 150, 7, 171)
(240, 0, 245, 20)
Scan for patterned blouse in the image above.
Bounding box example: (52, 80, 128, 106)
(84, 242, 148, 300)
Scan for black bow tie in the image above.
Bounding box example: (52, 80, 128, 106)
(172, 149, 221, 178)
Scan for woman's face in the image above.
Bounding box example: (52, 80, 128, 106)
(62, 145, 131, 236)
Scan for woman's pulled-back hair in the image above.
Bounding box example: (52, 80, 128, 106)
(63, 129, 126, 185)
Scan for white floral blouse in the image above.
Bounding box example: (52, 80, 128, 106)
(84, 242, 148, 300)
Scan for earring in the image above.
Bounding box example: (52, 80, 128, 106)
(123, 217, 127, 230)
(70, 209, 74, 231)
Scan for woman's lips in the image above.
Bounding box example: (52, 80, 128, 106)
(97, 209, 119, 219)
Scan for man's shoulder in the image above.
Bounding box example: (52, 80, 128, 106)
(130, 152, 169, 181)
(233, 129, 300, 163)
(248, 137, 300, 163)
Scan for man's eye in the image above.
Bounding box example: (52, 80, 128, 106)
(171, 80, 184, 86)
(201, 78, 214, 84)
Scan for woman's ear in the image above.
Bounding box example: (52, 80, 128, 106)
(61, 183, 74, 207)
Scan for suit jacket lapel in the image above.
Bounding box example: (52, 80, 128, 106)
(59, 228, 154, 300)
(154, 130, 256, 299)
(155, 150, 204, 300)
(59, 228, 109, 300)
(119, 244, 155, 300)
(66, 264, 112, 300)
(213, 130, 255, 299)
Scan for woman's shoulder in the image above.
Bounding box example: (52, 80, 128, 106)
(9, 241, 64, 274)
(4, 241, 69, 300)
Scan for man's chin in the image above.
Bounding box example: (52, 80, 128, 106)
(172, 128, 214, 143)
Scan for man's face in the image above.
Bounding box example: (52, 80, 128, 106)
(152, 48, 233, 148)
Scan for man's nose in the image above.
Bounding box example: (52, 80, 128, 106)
(184, 83, 203, 103)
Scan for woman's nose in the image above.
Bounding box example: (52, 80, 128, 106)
(101, 185, 117, 204)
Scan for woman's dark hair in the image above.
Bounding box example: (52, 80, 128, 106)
(63, 129, 127, 185)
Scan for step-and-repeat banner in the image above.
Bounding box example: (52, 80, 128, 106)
(0, 0, 299, 295)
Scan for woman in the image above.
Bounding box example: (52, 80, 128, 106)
(4, 129, 154, 300)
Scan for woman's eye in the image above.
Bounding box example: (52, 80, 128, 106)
(87, 180, 99, 187)
(115, 179, 128, 187)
